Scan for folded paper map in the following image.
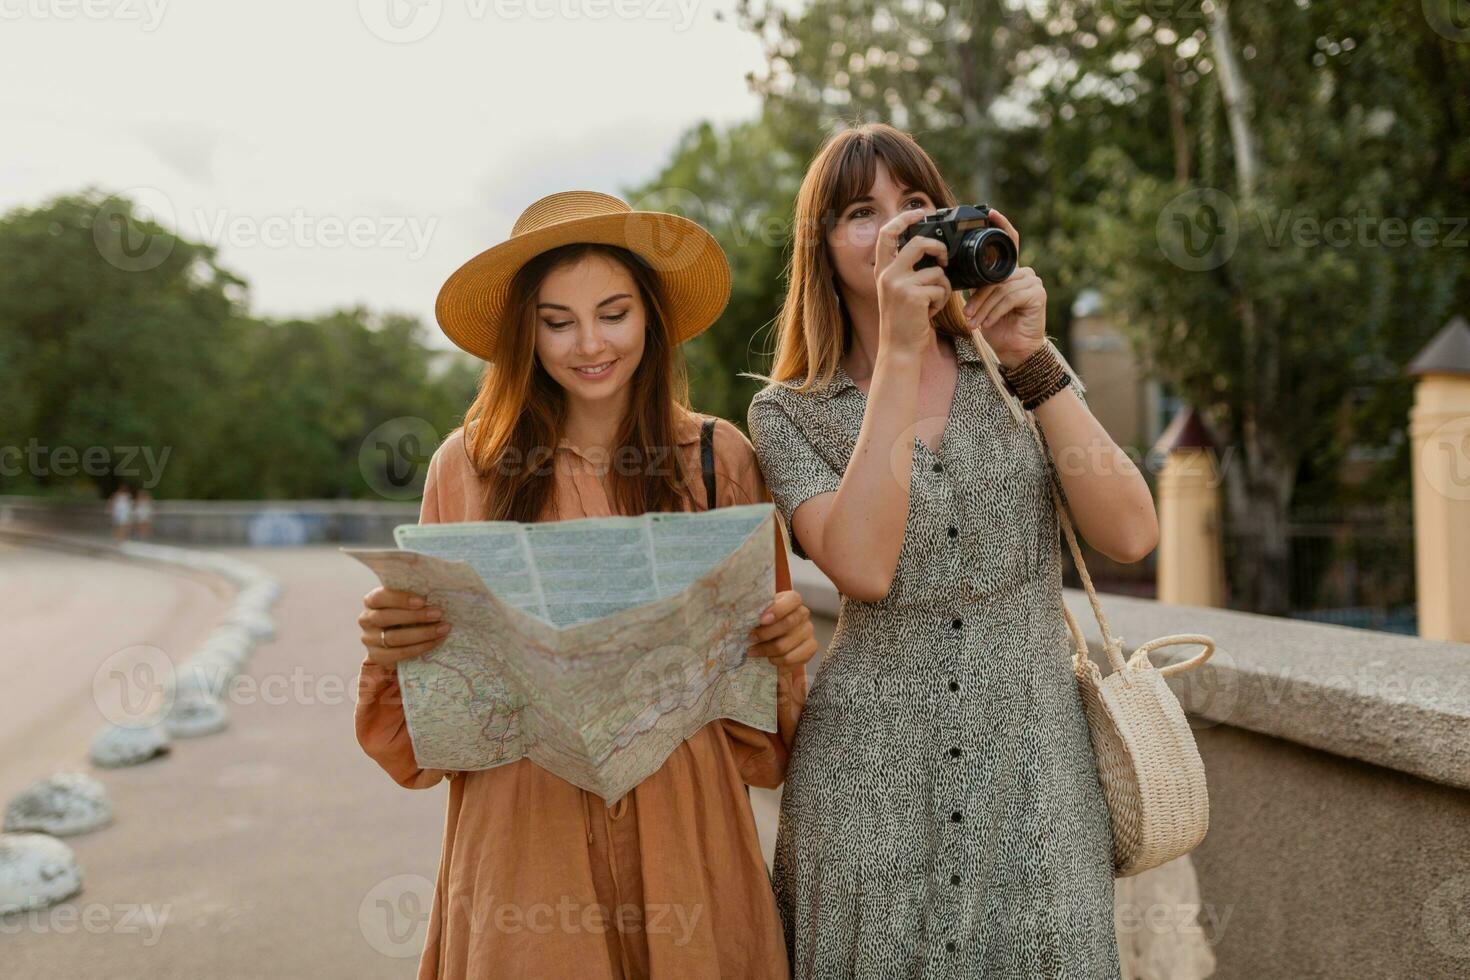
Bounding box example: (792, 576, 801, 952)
(344, 503, 778, 803)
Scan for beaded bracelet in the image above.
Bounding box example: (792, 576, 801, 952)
(998, 342, 1073, 410)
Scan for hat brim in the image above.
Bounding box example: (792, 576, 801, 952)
(435, 211, 731, 361)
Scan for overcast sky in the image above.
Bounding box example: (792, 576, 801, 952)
(0, 0, 769, 344)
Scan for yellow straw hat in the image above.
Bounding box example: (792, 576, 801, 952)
(434, 190, 731, 360)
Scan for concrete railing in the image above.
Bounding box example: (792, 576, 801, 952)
(0, 495, 418, 545)
(7, 497, 1465, 975)
(789, 557, 1470, 980)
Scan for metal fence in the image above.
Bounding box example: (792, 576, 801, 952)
(1061, 506, 1419, 635)
(1222, 506, 1418, 635)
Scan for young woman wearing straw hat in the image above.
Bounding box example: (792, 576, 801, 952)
(354, 191, 816, 980)
(747, 124, 1156, 977)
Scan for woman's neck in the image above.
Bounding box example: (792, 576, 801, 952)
(840, 292, 945, 384)
(560, 389, 632, 455)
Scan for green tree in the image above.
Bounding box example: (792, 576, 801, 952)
(623, 119, 808, 425)
(1080, 0, 1469, 611)
(0, 188, 244, 497)
(0, 188, 481, 501)
(669, 0, 1470, 614)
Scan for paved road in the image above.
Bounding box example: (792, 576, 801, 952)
(2, 543, 830, 978)
(0, 544, 229, 803)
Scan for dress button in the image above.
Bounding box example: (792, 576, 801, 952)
(952, 618, 963, 630)
(950, 874, 961, 885)
(949, 746, 962, 758)
(949, 680, 960, 692)
(950, 810, 963, 823)
(946, 940, 957, 953)
(947, 526, 958, 538)
(932, 462, 944, 473)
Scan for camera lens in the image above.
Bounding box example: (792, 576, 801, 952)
(957, 227, 1017, 288)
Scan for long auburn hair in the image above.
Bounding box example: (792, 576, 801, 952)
(460, 243, 693, 522)
(769, 122, 971, 391)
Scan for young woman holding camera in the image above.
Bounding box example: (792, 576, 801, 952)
(747, 123, 1156, 977)
(354, 191, 815, 980)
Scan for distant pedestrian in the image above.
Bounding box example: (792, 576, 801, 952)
(133, 489, 154, 539)
(108, 485, 133, 542)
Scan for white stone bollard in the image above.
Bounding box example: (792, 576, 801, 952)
(3, 772, 114, 836)
(0, 833, 83, 914)
(89, 723, 171, 768)
(164, 690, 230, 738)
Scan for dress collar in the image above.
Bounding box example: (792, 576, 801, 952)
(554, 408, 704, 461)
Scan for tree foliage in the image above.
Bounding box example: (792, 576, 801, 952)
(652, 0, 1467, 612)
(0, 190, 479, 500)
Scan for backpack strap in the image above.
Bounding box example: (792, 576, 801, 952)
(702, 413, 752, 803)
(699, 417, 718, 511)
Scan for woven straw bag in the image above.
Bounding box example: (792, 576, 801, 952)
(970, 330, 1217, 878)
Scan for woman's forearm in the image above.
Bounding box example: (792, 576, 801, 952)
(798, 348, 922, 600)
(1032, 391, 1158, 563)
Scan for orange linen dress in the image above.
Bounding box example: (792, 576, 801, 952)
(356, 411, 807, 980)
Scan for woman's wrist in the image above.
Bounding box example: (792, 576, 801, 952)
(876, 321, 929, 361)
(873, 343, 925, 378)
(998, 340, 1072, 410)
(996, 336, 1046, 370)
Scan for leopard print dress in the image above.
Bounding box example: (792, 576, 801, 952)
(746, 334, 1121, 980)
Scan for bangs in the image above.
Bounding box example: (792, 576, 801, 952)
(820, 128, 956, 226)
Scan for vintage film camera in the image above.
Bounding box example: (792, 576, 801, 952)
(897, 204, 1018, 290)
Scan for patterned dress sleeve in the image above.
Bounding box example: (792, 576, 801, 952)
(709, 418, 809, 790)
(745, 390, 843, 561)
(353, 440, 453, 790)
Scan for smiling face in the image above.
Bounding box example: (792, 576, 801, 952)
(825, 158, 939, 305)
(533, 252, 647, 413)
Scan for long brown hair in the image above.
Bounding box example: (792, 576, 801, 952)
(461, 243, 693, 522)
(769, 122, 970, 391)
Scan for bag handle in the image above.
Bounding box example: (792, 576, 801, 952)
(965, 329, 1215, 683)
